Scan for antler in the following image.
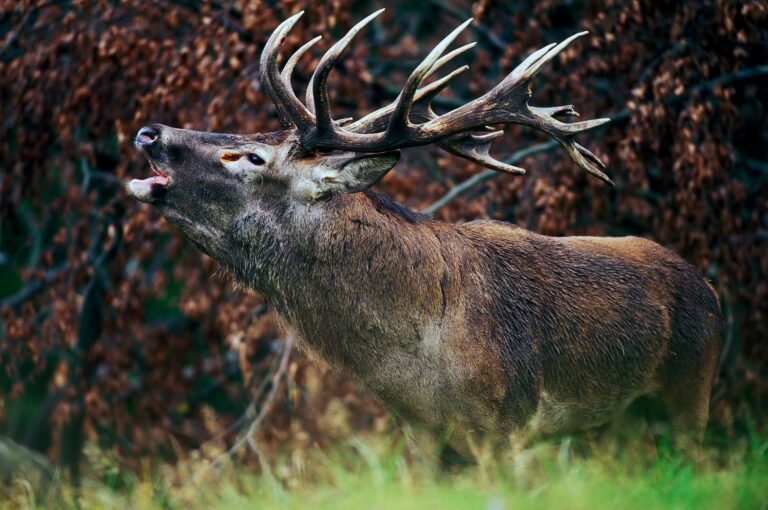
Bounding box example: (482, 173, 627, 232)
(259, 10, 612, 184)
(259, 12, 316, 129)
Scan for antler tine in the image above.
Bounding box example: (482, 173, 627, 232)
(521, 31, 588, 81)
(259, 11, 315, 129)
(573, 142, 605, 170)
(387, 18, 473, 133)
(406, 73, 527, 175)
(346, 40, 474, 134)
(348, 65, 470, 133)
(280, 35, 322, 86)
(416, 66, 470, 107)
(260, 14, 297, 127)
(440, 135, 527, 175)
(400, 92, 525, 174)
(419, 32, 608, 139)
(341, 23, 519, 175)
(505, 42, 557, 82)
(307, 9, 385, 132)
(425, 42, 476, 81)
(536, 105, 580, 118)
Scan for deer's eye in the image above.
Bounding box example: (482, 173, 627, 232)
(248, 153, 265, 166)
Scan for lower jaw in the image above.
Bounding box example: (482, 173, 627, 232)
(127, 179, 169, 203)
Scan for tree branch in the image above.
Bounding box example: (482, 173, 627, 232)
(1, 263, 71, 311)
(427, 0, 507, 52)
(422, 140, 558, 215)
(0, 2, 51, 56)
(214, 334, 293, 466)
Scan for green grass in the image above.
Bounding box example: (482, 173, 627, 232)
(4, 430, 768, 509)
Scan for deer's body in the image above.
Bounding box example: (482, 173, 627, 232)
(224, 190, 722, 444)
(128, 10, 723, 449)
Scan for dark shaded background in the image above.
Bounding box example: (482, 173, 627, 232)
(1, 0, 766, 474)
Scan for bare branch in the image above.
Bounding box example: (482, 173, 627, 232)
(215, 334, 293, 465)
(1, 263, 71, 311)
(422, 140, 558, 215)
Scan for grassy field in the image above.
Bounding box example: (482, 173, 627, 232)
(5, 426, 767, 510)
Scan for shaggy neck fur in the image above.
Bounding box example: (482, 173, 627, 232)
(226, 192, 448, 370)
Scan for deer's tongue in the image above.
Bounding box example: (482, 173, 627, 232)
(142, 174, 170, 186)
(127, 173, 170, 202)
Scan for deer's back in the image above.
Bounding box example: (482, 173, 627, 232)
(441, 220, 723, 435)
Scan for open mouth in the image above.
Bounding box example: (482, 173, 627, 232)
(127, 161, 171, 203)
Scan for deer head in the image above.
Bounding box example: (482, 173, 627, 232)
(128, 9, 610, 291)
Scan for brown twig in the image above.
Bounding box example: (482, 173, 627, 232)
(209, 336, 284, 444)
(0, 1, 52, 56)
(427, 0, 507, 52)
(215, 334, 293, 465)
(1, 263, 72, 310)
(1, 208, 121, 311)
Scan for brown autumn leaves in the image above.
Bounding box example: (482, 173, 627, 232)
(1, 0, 766, 470)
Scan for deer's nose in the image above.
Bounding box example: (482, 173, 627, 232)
(135, 125, 161, 148)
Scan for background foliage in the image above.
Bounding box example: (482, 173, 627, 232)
(1, 0, 767, 477)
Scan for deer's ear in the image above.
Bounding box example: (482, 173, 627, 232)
(318, 151, 400, 195)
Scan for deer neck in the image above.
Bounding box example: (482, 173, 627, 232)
(227, 192, 447, 370)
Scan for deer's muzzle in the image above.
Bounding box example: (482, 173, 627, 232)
(128, 124, 172, 203)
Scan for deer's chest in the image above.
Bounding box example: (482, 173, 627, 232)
(315, 322, 500, 431)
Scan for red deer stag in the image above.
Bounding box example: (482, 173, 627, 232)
(128, 11, 723, 453)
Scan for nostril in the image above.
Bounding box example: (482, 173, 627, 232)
(136, 126, 160, 146)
